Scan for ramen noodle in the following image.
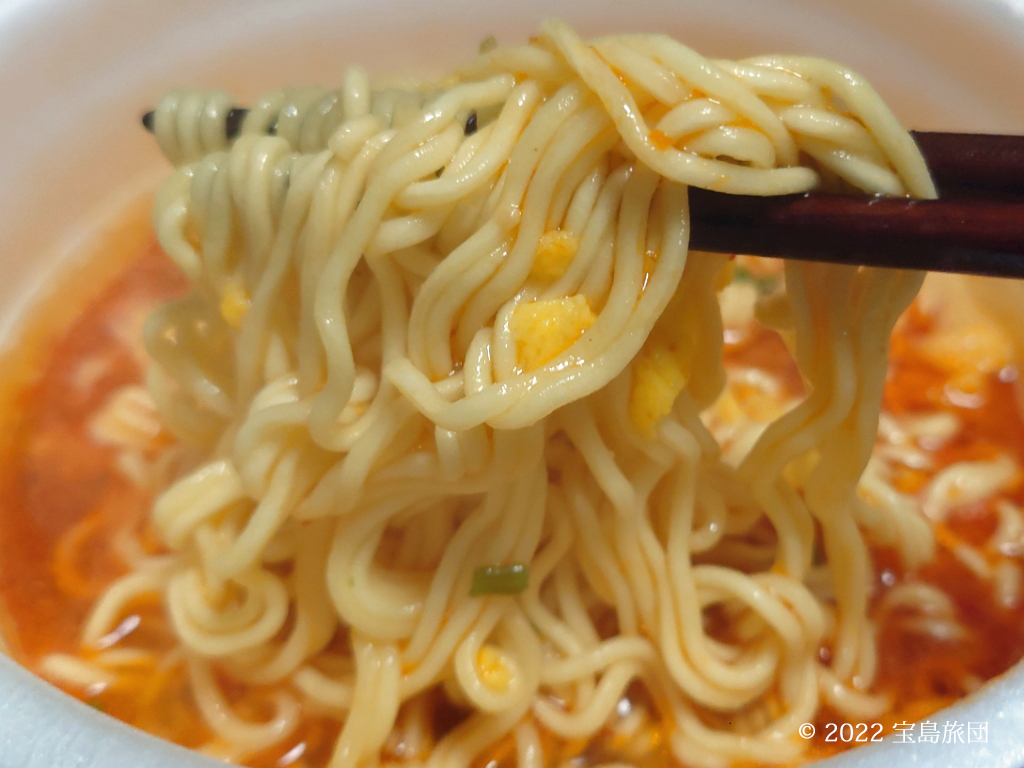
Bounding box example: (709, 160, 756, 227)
(0, 20, 1022, 768)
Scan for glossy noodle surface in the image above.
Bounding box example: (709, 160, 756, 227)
(1, 22, 1023, 768)
(1, 238, 1022, 767)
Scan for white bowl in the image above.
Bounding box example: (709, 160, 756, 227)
(1, 0, 1023, 766)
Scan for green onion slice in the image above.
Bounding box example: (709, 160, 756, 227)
(734, 265, 777, 295)
(470, 563, 529, 597)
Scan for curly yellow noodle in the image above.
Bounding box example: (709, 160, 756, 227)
(56, 19, 945, 768)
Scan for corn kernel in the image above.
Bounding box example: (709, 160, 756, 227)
(510, 295, 596, 371)
(220, 280, 250, 329)
(530, 230, 579, 282)
(629, 343, 688, 436)
(476, 645, 512, 692)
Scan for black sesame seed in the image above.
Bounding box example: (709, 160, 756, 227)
(464, 110, 478, 136)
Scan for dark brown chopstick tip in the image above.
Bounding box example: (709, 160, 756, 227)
(225, 108, 249, 139)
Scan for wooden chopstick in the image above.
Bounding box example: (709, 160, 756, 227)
(140, 111, 1024, 278)
(686, 132, 1024, 277)
(910, 131, 1024, 199)
(688, 190, 1024, 278)
(140, 112, 1022, 198)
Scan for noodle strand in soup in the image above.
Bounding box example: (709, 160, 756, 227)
(49, 19, 945, 768)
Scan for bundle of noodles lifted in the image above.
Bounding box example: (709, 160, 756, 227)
(79, 20, 939, 768)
